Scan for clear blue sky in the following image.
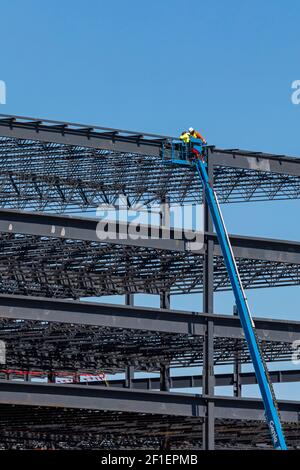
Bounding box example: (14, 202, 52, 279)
(1, 0, 300, 399)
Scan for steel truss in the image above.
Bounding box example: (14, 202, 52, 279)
(0, 406, 299, 450)
(0, 294, 297, 373)
(0, 209, 299, 296)
(0, 114, 299, 211)
(0, 317, 293, 373)
(0, 231, 299, 297)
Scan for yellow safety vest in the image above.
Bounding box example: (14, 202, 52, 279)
(180, 132, 190, 143)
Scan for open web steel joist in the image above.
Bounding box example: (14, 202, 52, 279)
(0, 114, 300, 211)
(0, 234, 298, 297)
(0, 380, 299, 423)
(0, 294, 298, 373)
(0, 209, 299, 297)
(0, 409, 300, 450)
(0, 382, 299, 449)
(0, 406, 300, 450)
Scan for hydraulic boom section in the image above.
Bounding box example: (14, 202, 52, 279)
(162, 138, 287, 450)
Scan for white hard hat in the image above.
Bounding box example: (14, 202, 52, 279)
(188, 127, 194, 133)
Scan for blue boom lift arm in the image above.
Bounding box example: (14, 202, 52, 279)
(162, 138, 287, 450)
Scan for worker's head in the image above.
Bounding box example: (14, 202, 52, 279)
(188, 127, 194, 134)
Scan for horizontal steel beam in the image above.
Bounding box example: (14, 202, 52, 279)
(0, 114, 164, 156)
(0, 380, 298, 422)
(211, 148, 300, 177)
(0, 293, 299, 343)
(0, 208, 186, 252)
(96, 369, 300, 389)
(212, 232, 300, 264)
(1, 208, 300, 264)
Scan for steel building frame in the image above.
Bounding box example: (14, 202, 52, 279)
(0, 114, 299, 449)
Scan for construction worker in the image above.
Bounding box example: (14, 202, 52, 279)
(188, 127, 207, 144)
(179, 128, 206, 160)
(182, 127, 206, 159)
(179, 130, 190, 143)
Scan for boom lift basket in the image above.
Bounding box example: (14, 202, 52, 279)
(162, 139, 206, 167)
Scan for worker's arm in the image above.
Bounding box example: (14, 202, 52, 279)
(195, 131, 207, 143)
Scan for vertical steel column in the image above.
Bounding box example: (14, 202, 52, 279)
(160, 196, 171, 310)
(125, 293, 134, 307)
(160, 292, 170, 309)
(125, 196, 134, 390)
(160, 196, 171, 450)
(125, 365, 134, 388)
(160, 364, 171, 392)
(160, 362, 171, 449)
(125, 292, 134, 388)
(48, 372, 56, 384)
(233, 305, 242, 397)
(202, 148, 215, 450)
